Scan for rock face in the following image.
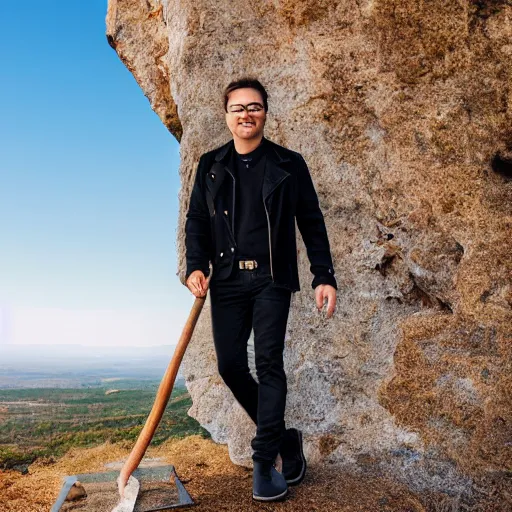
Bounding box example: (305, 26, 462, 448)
(106, 0, 511, 506)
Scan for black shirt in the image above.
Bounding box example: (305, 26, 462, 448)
(234, 141, 270, 264)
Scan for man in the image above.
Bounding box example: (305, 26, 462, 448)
(184, 77, 337, 501)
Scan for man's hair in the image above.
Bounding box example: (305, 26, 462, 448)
(223, 77, 269, 112)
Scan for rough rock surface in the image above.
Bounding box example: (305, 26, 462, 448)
(106, 0, 512, 507)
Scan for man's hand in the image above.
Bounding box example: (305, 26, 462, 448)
(315, 284, 336, 318)
(186, 270, 209, 298)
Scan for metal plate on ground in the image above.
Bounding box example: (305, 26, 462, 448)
(52, 465, 194, 512)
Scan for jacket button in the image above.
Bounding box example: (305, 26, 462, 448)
(224, 210, 228, 216)
(231, 247, 234, 252)
(220, 252, 223, 257)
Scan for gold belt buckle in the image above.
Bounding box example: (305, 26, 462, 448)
(239, 260, 258, 270)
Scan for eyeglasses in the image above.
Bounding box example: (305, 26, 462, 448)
(226, 103, 265, 114)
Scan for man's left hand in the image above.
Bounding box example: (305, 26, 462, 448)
(315, 284, 337, 319)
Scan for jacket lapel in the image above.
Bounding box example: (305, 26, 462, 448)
(209, 139, 236, 197)
(214, 139, 233, 163)
(205, 161, 228, 201)
(263, 140, 291, 202)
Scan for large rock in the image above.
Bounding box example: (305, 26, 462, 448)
(106, 0, 512, 506)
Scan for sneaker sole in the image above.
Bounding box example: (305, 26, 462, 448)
(285, 430, 307, 486)
(252, 488, 289, 502)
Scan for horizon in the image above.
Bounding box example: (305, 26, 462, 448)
(1, 342, 179, 366)
(1, 342, 182, 389)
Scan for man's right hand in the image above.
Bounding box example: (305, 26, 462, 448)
(186, 270, 209, 298)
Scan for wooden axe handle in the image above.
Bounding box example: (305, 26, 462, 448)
(117, 295, 206, 496)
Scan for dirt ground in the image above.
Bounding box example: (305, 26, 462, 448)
(0, 436, 507, 511)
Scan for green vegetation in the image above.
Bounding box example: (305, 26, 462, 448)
(0, 381, 209, 470)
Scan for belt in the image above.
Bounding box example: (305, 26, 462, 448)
(238, 259, 258, 270)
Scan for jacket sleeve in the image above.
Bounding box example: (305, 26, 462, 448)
(295, 154, 338, 290)
(184, 155, 212, 281)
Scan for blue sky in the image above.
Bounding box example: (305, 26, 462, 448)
(0, 2, 193, 346)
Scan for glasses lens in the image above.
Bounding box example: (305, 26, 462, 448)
(227, 104, 263, 114)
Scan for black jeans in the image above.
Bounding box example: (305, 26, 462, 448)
(209, 265, 292, 463)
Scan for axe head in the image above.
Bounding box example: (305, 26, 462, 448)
(111, 475, 139, 512)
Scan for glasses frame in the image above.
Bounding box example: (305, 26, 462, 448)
(226, 102, 265, 115)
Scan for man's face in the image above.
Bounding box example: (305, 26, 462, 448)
(225, 87, 266, 143)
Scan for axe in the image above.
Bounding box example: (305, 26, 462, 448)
(115, 293, 207, 502)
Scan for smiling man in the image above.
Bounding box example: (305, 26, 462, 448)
(184, 77, 337, 502)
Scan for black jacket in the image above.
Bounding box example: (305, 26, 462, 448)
(185, 137, 337, 292)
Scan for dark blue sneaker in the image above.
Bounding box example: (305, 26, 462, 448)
(281, 428, 307, 485)
(252, 461, 288, 502)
